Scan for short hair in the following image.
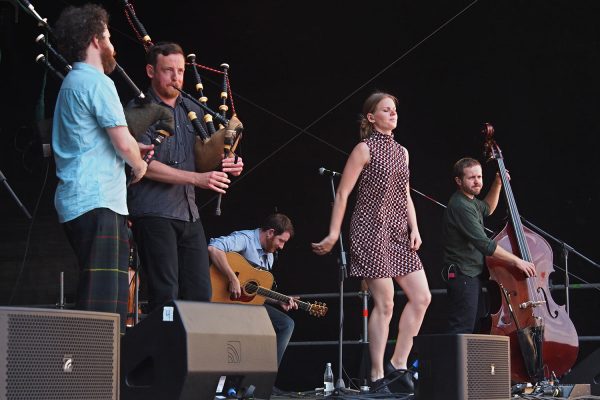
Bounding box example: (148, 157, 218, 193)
(359, 92, 399, 139)
(260, 213, 294, 238)
(452, 157, 481, 179)
(146, 42, 185, 67)
(54, 4, 109, 63)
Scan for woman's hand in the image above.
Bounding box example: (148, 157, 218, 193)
(311, 234, 338, 255)
(409, 230, 422, 251)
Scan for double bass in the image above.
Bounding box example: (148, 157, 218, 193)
(483, 123, 578, 382)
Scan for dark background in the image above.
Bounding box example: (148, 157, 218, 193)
(1, 0, 599, 391)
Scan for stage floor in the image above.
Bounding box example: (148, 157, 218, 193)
(254, 382, 596, 400)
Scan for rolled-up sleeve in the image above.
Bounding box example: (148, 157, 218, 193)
(209, 232, 250, 253)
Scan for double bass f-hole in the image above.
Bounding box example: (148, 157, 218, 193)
(536, 287, 559, 318)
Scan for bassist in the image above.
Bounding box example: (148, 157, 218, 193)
(207, 213, 298, 367)
(442, 157, 536, 334)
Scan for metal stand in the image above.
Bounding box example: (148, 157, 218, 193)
(127, 268, 141, 327)
(562, 243, 570, 315)
(326, 174, 348, 391)
(0, 169, 32, 219)
(358, 284, 371, 392)
(56, 271, 66, 309)
(127, 226, 141, 327)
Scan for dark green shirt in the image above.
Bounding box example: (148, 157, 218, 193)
(442, 191, 497, 277)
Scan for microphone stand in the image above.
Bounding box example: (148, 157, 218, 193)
(520, 216, 600, 315)
(326, 174, 348, 392)
(0, 169, 32, 219)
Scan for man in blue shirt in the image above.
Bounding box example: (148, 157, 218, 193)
(52, 4, 152, 332)
(208, 213, 297, 366)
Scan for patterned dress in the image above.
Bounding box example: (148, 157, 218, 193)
(349, 130, 424, 279)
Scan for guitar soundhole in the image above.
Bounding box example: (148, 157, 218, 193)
(244, 281, 259, 295)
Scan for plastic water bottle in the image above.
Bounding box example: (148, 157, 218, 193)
(323, 362, 334, 396)
(411, 359, 419, 380)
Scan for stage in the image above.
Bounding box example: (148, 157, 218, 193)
(0, 305, 597, 400)
(1, 1, 600, 400)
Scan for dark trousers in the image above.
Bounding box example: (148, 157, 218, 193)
(264, 304, 295, 366)
(446, 270, 485, 334)
(132, 216, 211, 312)
(63, 208, 129, 333)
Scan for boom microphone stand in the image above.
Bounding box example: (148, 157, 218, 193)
(319, 167, 348, 391)
(520, 216, 600, 315)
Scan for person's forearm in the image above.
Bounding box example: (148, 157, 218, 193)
(108, 127, 145, 170)
(492, 245, 521, 266)
(328, 192, 348, 238)
(207, 247, 237, 281)
(144, 160, 193, 185)
(484, 181, 502, 214)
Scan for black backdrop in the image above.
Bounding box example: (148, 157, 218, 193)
(1, 0, 599, 391)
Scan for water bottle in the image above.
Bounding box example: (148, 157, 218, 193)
(323, 362, 334, 396)
(411, 359, 419, 380)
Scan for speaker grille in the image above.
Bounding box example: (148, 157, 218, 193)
(466, 337, 510, 400)
(5, 312, 117, 400)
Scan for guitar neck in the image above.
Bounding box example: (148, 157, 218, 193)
(255, 286, 311, 311)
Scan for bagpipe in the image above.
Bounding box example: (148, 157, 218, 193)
(26, 0, 243, 192)
(120, 0, 244, 176)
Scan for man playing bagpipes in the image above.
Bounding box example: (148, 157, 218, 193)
(126, 42, 244, 314)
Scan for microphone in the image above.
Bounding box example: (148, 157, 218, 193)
(318, 167, 341, 177)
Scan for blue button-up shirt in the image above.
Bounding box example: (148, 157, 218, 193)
(209, 229, 273, 270)
(52, 62, 128, 223)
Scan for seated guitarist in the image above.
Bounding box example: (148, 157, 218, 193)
(207, 213, 297, 366)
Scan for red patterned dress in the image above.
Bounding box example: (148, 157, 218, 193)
(349, 131, 423, 279)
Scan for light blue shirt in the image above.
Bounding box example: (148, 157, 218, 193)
(209, 229, 273, 270)
(52, 62, 128, 223)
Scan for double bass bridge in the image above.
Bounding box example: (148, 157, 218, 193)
(519, 300, 547, 309)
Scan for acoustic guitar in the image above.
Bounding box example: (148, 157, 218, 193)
(209, 252, 328, 318)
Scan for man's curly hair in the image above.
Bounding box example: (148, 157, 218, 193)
(53, 4, 109, 63)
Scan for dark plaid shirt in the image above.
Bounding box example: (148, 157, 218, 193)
(127, 89, 206, 222)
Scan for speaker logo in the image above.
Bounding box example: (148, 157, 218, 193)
(227, 341, 241, 363)
(63, 355, 73, 373)
(490, 363, 496, 375)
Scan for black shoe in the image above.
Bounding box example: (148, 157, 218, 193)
(384, 360, 398, 376)
(370, 377, 393, 394)
(384, 361, 415, 394)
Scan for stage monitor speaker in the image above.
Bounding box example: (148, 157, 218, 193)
(561, 347, 600, 395)
(414, 333, 510, 400)
(121, 301, 277, 400)
(0, 306, 120, 400)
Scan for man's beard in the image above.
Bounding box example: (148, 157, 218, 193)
(155, 83, 180, 101)
(101, 45, 117, 74)
(466, 185, 481, 196)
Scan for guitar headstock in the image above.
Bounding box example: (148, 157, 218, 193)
(482, 122, 503, 162)
(308, 302, 328, 318)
